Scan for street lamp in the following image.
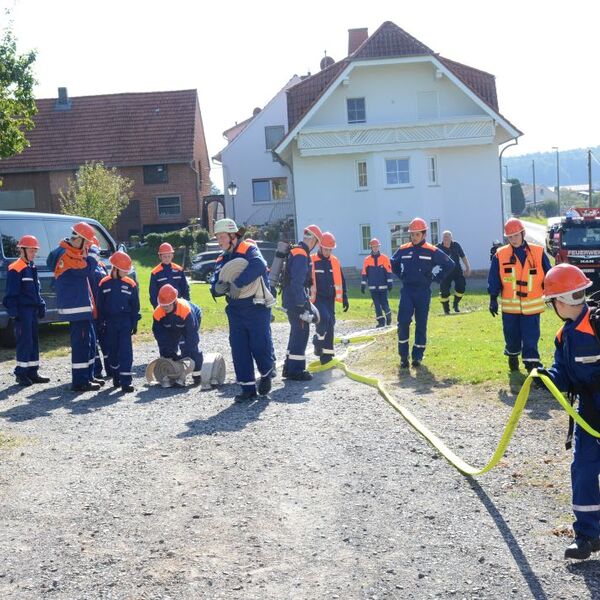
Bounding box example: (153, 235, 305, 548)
(227, 181, 238, 222)
(552, 146, 560, 216)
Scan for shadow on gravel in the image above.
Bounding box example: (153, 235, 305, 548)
(0, 384, 121, 422)
(467, 477, 550, 600)
(394, 363, 458, 394)
(498, 373, 556, 421)
(177, 392, 269, 438)
(134, 384, 192, 404)
(566, 560, 600, 599)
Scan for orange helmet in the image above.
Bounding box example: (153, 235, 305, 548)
(408, 218, 427, 233)
(303, 224, 323, 243)
(543, 264, 592, 305)
(504, 218, 526, 236)
(17, 235, 40, 249)
(369, 238, 381, 247)
(158, 284, 178, 306)
(109, 251, 132, 273)
(158, 242, 175, 255)
(320, 232, 336, 250)
(72, 222, 95, 242)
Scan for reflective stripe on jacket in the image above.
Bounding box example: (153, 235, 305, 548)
(361, 253, 393, 289)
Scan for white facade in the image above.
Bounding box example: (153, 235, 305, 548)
(277, 58, 520, 271)
(217, 77, 301, 227)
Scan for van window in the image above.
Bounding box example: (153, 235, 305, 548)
(89, 225, 112, 256)
(44, 220, 74, 251)
(0, 219, 50, 258)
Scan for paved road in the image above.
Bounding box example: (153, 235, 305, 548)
(525, 221, 548, 247)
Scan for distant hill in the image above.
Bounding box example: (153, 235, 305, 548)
(504, 146, 600, 187)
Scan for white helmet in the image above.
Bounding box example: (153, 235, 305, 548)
(214, 218, 239, 235)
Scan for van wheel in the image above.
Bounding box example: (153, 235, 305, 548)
(0, 319, 16, 348)
(203, 268, 215, 283)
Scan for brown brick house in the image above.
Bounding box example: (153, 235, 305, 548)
(0, 88, 211, 241)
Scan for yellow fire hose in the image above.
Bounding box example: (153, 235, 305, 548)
(308, 329, 600, 476)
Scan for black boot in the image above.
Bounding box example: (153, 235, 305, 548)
(284, 371, 313, 381)
(508, 355, 519, 371)
(258, 375, 272, 395)
(29, 373, 50, 384)
(192, 375, 202, 386)
(121, 384, 135, 393)
(71, 381, 101, 392)
(441, 301, 450, 315)
(320, 355, 333, 365)
(385, 312, 392, 326)
(234, 391, 258, 403)
(92, 377, 106, 387)
(565, 535, 600, 560)
(313, 345, 322, 356)
(412, 360, 421, 368)
(400, 359, 409, 369)
(16, 376, 33, 387)
(453, 296, 461, 313)
(525, 361, 542, 374)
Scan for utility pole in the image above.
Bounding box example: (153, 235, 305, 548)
(552, 146, 560, 215)
(589, 148, 593, 208)
(532, 159, 537, 214)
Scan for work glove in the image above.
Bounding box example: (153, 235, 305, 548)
(589, 305, 600, 343)
(533, 367, 552, 390)
(489, 296, 499, 317)
(343, 298, 349, 312)
(213, 280, 230, 297)
(38, 305, 46, 319)
(360, 284, 366, 294)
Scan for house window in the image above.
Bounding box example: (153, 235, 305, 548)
(157, 196, 181, 217)
(390, 222, 410, 253)
(430, 220, 440, 245)
(356, 161, 368, 189)
(347, 98, 366, 124)
(427, 156, 438, 185)
(252, 178, 288, 203)
(144, 164, 168, 184)
(385, 158, 410, 186)
(360, 224, 372, 252)
(265, 126, 285, 150)
(417, 91, 439, 120)
(0, 189, 35, 210)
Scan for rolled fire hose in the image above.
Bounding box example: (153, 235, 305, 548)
(199, 352, 226, 390)
(218, 258, 276, 307)
(145, 357, 194, 388)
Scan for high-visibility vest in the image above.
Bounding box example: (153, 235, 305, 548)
(496, 243, 545, 315)
(310, 254, 343, 303)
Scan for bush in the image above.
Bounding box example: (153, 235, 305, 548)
(144, 232, 163, 251)
(194, 228, 209, 251)
(129, 235, 140, 247)
(537, 200, 559, 218)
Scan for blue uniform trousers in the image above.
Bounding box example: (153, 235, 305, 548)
(313, 298, 335, 362)
(501, 312, 540, 365)
(105, 316, 134, 387)
(14, 307, 40, 378)
(572, 424, 600, 538)
(70, 319, 96, 386)
(284, 311, 311, 375)
(93, 319, 110, 378)
(226, 302, 273, 394)
(370, 290, 392, 326)
(397, 286, 431, 361)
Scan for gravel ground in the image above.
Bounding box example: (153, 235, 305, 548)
(0, 322, 599, 599)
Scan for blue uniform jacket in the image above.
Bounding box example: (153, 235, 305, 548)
(88, 255, 108, 305)
(210, 240, 268, 307)
(47, 240, 95, 322)
(312, 254, 348, 302)
(149, 262, 190, 308)
(361, 252, 393, 289)
(3, 258, 45, 317)
(152, 299, 202, 360)
(282, 242, 311, 311)
(487, 242, 552, 297)
(391, 240, 454, 287)
(97, 275, 141, 331)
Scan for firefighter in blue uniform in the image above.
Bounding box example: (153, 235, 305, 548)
(535, 264, 600, 560)
(210, 219, 274, 401)
(88, 239, 109, 379)
(361, 237, 393, 327)
(310, 232, 348, 364)
(149, 242, 190, 308)
(437, 230, 471, 314)
(97, 251, 140, 393)
(152, 284, 203, 386)
(391, 217, 454, 369)
(47, 222, 104, 392)
(3, 235, 49, 386)
(281, 224, 322, 381)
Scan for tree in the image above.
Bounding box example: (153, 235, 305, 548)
(59, 162, 134, 230)
(0, 14, 37, 159)
(508, 178, 526, 215)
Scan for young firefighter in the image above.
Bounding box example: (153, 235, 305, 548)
(210, 219, 274, 401)
(310, 232, 349, 364)
(149, 242, 190, 309)
(536, 264, 600, 560)
(2, 235, 49, 386)
(488, 218, 551, 372)
(97, 251, 140, 393)
(436, 230, 472, 314)
(47, 222, 102, 392)
(152, 284, 203, 386)
(361, 237, 393, 328)
(390, 217, 454, 369)
(88, 240, 109, 379)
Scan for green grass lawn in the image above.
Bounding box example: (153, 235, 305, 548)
(521, 215, 548, 226)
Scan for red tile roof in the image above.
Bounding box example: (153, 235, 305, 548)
(0, 89, 198, 172)
(351, 21, 433, 59)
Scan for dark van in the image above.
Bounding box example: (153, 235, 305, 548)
(0, 210, 127, 346)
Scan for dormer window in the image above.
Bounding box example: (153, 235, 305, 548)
(347, 98, 366, 124)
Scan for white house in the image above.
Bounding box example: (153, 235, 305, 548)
(274, 22, 522, 271)
(213, 76, 301, 228)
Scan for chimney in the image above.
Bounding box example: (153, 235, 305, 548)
(348, 28, 368, 55)
(55, 87, 71, 111)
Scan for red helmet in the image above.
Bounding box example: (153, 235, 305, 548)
(158, 284, 178, 306)
(109, 251, 132, 273)
(17, 235, 40, 249)
(369, 238, 381, 247)
(320, 232, 336, 250)
(543, 264, 592, 305)
(158, 242, 175, 255)
(408, 218, 427, 233)
(303, 224, 323, 243)
(504, 218, 526, 236)
(72, 222, 95, 242)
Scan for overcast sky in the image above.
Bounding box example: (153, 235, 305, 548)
(5, 0, 600, 189)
